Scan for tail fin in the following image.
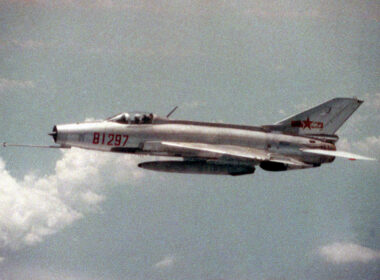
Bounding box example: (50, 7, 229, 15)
(266, 97, 363, 136)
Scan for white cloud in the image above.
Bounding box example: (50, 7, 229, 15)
(8, 0, 141, 11)
(0, 78, 35, 91)
(336, 138, 352, 151)
(338, 136, 380, 159)
(319, 242, 380, 264)
(2, 264, 105, 280)
(355, 136, 380, 156)
(244, 5, 322, 20)
(184, 100, 207, 109)
(363, 93, 380, 109)
(0, 148, 143, 256)
(154, 255, 175, 269)
(294, 102, 309, 112)
(10, 39, 48, 50)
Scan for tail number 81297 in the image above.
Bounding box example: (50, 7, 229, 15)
(92, 132, 129, 146)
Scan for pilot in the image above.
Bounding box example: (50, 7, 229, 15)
(142, 114, 152, 123)
(142, 115, 149, 123)
(120, 114, 128, 123)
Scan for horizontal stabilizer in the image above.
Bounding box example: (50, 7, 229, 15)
(301, 148, 376, 161)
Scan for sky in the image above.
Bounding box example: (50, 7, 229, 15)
(0, 0, 379, 279)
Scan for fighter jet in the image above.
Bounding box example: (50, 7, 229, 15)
(3, 97, 375, 176)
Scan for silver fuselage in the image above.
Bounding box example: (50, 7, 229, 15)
(54, 120, 335, 166)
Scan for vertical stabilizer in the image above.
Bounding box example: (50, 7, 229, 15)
(270, 97, 363, 135)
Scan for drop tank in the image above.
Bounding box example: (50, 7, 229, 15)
(138, 160, 255, 176)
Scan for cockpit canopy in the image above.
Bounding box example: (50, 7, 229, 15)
(108, 112, 154, 124)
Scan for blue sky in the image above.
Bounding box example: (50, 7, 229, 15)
(0, 1, 379, 279)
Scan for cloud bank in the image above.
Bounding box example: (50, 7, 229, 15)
(0, 148, 143, 255)
(319, 242, 380, 264)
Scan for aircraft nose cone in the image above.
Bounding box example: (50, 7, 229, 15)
(49, 125, 57, 143)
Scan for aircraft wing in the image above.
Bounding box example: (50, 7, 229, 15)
(145, 141, 311, 168)
(160, 141, 268, 161)
(301, 148, 376, 161)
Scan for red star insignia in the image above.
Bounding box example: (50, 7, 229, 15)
(302, 117, 313, 129)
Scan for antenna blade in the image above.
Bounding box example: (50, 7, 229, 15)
(166, 106, 178, 118)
